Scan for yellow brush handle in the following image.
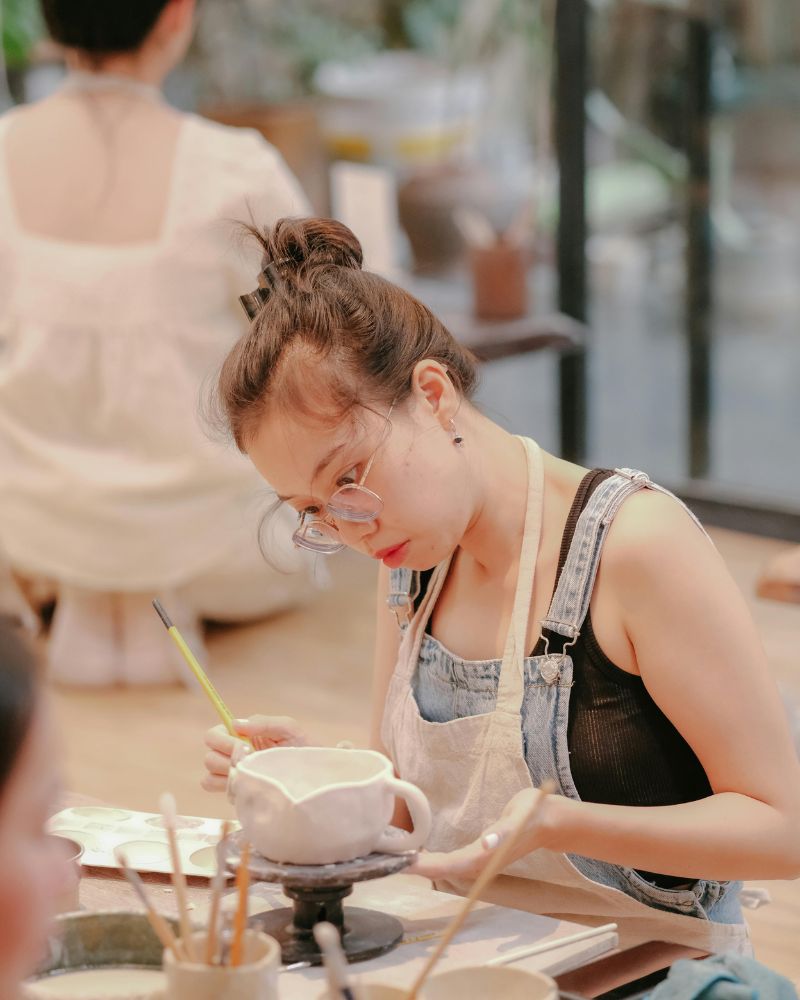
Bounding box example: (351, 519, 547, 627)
(167, 626, 239, 738)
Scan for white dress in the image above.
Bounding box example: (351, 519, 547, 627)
(0, 110, 309, 601)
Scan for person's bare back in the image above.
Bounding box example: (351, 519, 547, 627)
(4, 88, 183, 245)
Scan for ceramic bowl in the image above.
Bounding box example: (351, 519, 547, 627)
(24, 910, 172, 999)
(423, 965, 559, 1000)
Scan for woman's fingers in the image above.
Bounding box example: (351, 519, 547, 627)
(204, 749, 232, 777)
(205, 724, 237, 755)
(201, 773, 229, 794)
(408, 845, 487, 881)
(234, 715, 308, 748)
(409, 789, 550, 880)
(202, 716, 310, 792)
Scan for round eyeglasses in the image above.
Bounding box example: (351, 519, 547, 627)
(291, 405, 394, 555)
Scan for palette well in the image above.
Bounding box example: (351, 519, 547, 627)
(48, 806, 235, 878)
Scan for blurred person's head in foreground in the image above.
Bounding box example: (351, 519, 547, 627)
(41, 0, 196, 82)
(0, 617, 68, 994)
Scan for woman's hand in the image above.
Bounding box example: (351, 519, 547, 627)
(201, 715, 310, 792)
(408, 786, 553, 881)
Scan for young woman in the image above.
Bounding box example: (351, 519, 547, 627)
(0, 616, 70, 995)
(203, 217, 800, 953)
(0, 0, 313, 685)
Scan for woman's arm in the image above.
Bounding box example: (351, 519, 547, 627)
(414, 491, 800, 881)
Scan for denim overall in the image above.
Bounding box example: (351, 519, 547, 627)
(381, 438, 750, 953)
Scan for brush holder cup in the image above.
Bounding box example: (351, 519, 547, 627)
(164, 930, 280, 1000)
(228, 747, 431, 865)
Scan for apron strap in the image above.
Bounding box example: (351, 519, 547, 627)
(540, 468, 709, 642)
(393, 437, 545, 702)
(495, 437, 545, 716)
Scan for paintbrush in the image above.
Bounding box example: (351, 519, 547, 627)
(229, 840, 251, 967)
(313, 921, 357, 1000)
(453, 206, 496, 249)
(160, 792, 196, 962)
(205, 819, 231, 965)
(152, 599, 250, 745)
(219, 909, 234, 967)
(405, 779, 556, 1000)
(114, 847, 186, 961)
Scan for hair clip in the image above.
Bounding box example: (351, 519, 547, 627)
(237, 258, 291, 320)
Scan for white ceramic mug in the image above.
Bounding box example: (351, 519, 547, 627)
(47, 834, 83, 914)
(164, 930, 279, 1000)
(422, 966, 559, 1000)
(228, 746, 431, 865)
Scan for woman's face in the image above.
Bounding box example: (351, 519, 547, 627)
(0, 704, 68, 991)
(247, 373, 476, 571)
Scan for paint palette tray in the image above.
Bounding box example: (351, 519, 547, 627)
(48, 806, 236, 879)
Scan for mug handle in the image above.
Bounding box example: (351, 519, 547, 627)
(373, 776, 432, 854)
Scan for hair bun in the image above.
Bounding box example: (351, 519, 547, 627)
(262, 218, 363, 278)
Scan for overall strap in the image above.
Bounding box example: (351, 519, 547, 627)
(540, 468, 707, 643)
(386, 568, 419, 627)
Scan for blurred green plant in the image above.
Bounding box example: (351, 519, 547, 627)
(191, 0, 545, 104)
(191, 0, 383, 103)
(1, 0, 44, 68)
(393, 0, 544, 64)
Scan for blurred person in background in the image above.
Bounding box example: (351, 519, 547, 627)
(0, 615, 71, 994)
(0, 0, 315, 685)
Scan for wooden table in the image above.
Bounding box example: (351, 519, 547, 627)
(76, 867, 616, 988)
(54, 790, 702, 995)
(72, 860, 707, 998)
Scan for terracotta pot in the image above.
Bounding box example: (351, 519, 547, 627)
(468, 241, 531, 320)
(397, 163, 497, 275)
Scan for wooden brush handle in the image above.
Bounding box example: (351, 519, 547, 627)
(147, 906, 186, 961)
(205, 820, 231, 965)
(230, 841, 251, 967)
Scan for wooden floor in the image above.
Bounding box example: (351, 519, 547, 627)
(48, 528, 800, 984)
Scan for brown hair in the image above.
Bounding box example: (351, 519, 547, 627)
(217, 217, 479, 451)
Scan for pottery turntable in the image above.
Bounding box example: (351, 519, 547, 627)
(228, 832, 416, 965)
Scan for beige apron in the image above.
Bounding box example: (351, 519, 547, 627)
(382, 437, 751, 954)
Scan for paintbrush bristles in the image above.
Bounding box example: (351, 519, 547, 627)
(313, 921, 355, 1000)
(159, 791, 177, 825)
(152, 598, 173, 629)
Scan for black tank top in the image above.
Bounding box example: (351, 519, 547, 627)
(418, 468, 712, 887)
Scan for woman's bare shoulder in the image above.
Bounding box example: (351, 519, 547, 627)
(601, 486, 722, 595)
